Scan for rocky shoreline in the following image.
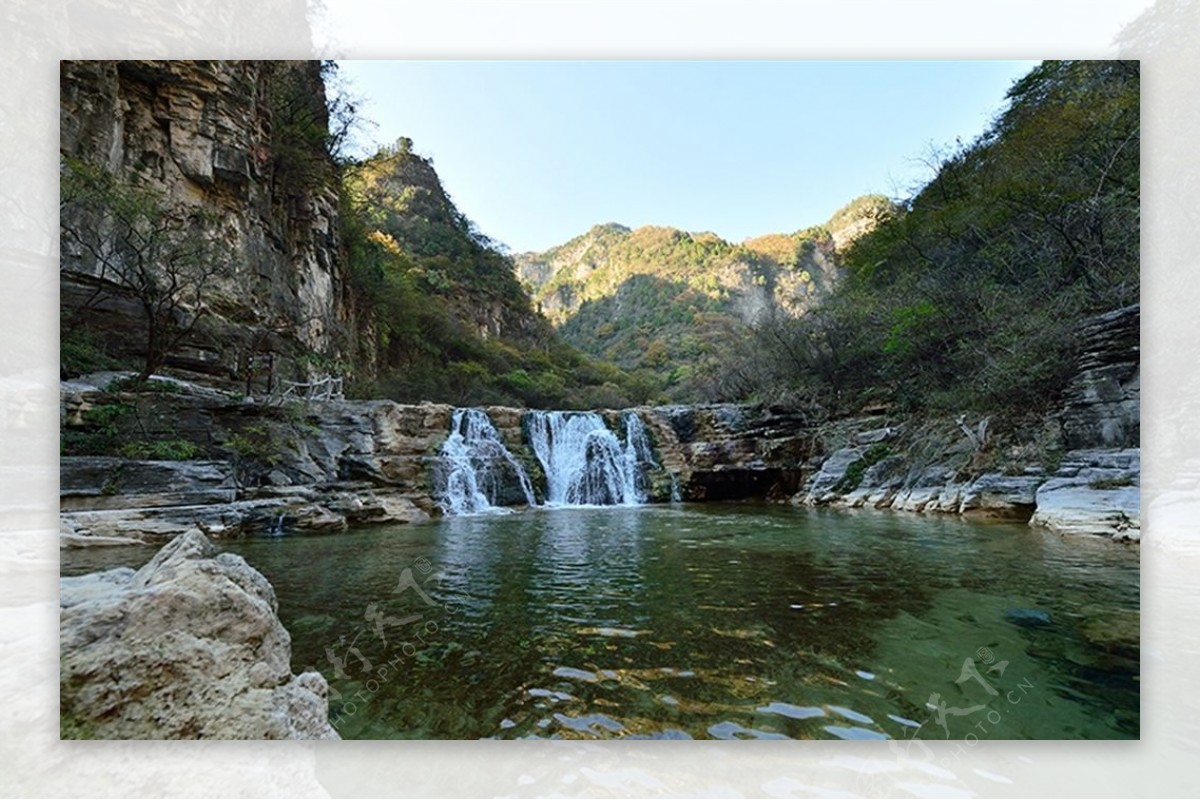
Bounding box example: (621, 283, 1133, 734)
(59, 385, 1140, 547)
(56, 303, 1139, 738)
(60, 305, 1139, 547)
(792, 435, 1139, 542)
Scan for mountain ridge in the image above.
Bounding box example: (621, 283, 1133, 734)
(512, 195, 896, 398)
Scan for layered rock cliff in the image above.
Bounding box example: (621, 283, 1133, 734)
(789, 304, 1141, 542)
(60, 60, 350, 384)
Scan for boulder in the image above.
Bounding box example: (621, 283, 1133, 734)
(890, 465, 956, 513)
(60, 529, 339, 739)
(803, 447, 865, 503)
(1031, 481, 1140, 540)
(959, 472, 1044, 519)
(283, 503, 349, 535)
(842, 455, 907, 508)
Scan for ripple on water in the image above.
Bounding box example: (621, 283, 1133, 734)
(708, 720, 792, 740)
(887, 713, 922, 728)
(757, 702, 826, 720)
(552, 666, 598, 681)
(553, 712, 624, 735)
(829, 705, 875, 725)
(626, 729, 693, 740)
(205, 504, 1139, 742)
(577, 626, 643, 638)
(824, 725, 889, 740)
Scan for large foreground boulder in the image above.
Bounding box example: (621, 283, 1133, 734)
(60, 529, 339, 739)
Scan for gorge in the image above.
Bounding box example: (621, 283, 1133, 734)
(58, 58, 1140, 741)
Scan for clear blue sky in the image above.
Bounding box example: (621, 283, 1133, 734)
(336, 60, 1038, 253)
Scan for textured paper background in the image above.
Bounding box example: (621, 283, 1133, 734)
(2, 0, 1195, 795)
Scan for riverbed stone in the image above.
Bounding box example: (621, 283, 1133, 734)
(1078, 608, 1140, 655)
(60, 529, 339, 739)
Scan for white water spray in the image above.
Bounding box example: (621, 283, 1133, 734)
(437, 409, 536, 514)
(526, 410, 656, 506)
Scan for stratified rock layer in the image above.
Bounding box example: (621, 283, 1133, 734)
(60, 60, 351, 382)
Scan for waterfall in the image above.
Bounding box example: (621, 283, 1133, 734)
(436, 409, 536, 515)
(526, 410, 656, 506)
(621, 411, 657, 502)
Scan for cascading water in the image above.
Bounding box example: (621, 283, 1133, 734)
(526, 410, 656, 506)
(436, 409, 536, 515)
(620, 411, 657, 502)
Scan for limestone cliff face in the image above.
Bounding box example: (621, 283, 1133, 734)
(60, 60, 349, 381)
(1059, 304, 1139, 450)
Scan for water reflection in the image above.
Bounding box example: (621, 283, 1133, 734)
(62, 503, 1139, 741)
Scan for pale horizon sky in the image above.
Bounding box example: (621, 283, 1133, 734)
(336, 60, 1039, 253)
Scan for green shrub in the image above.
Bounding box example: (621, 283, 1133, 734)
(61, 329, 123, 378)
(1089, 476, 1135, 490)
(62, 402, 136, 456)
(833, 459, 867, 494)
(831, 444, 891, 494)
(119, 439, 202, 460)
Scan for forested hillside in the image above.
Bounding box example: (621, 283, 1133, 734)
(515, 196, 894, 399)
(59, 61, 654, 410)
(702, 60, 1139, 420)
(60, 59, 1138, 420)
(339, 139, 655, 407)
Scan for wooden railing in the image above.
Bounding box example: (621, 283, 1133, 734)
(276, 374, 344, 402)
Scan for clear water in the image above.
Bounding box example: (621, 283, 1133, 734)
(61, 504, 1139, 740)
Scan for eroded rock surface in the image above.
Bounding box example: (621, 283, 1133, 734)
(60, 529, 339, 739)
(60, 60, 348, 380)
(1031, 449, 1141, 541)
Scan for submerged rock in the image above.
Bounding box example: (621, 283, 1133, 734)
(1003, 607, 1053, 628)
(1078, 609, 1140, 655)
(60, 529, 339, 739)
